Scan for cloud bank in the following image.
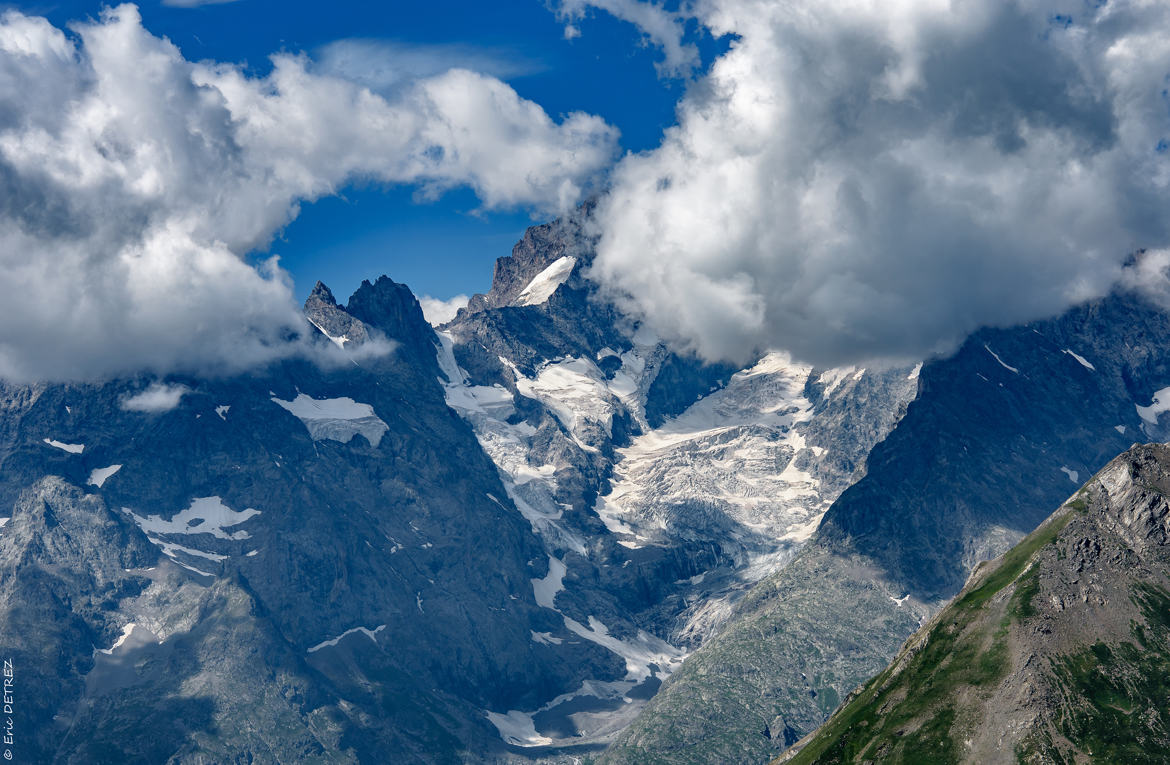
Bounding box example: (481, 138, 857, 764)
(581, 0, 1170, 367)
(418, 294, 471, 326)
(0, 4, 618, 382)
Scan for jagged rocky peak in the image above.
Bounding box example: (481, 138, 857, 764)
(463, 206, 595, 315)
(303, 275, 439, 368)
(779, 442, 1170, 764)
(302, 279, 372, 350)
(307, 280, 337, 306)
(345, 275, 434, 351)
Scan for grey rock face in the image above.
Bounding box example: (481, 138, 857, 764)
(303, 281, 373, 349)
(0, 276, 614, 763)
(602, 287, 1170, 765)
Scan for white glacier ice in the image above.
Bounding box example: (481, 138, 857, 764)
(87, 464, 122, 488)
(272, 394, 388, 447)
(514, 256, 576, 306)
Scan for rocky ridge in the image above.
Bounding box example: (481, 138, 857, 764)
(779, 442, 1170, 764)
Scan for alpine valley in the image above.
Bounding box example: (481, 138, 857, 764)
(4, 210, 1170, 764)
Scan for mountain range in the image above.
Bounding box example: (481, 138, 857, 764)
(3, 210, 1170, 763)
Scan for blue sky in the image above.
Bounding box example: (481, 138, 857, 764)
(3, 0, 1165, 384)
(16, 0, 710, 303)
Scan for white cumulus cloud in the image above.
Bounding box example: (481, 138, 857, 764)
(578, 0, 1170, 367)
(121, 382, 189, 412)
(555, 0, 698, 77)
(418, 294, 471, 326)
(0, 4, 618, 382)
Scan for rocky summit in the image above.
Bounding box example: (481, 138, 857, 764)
(778, 442, 1170, 764)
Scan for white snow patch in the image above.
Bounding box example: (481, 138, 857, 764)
(779, 513, 825, 543)
(513, 463, 557, 486)
(531, 631, 563, 646)
(87, 464, 122, 488)
(1063, 349, 1096, 371)
(307, 624, 386, 653)
(125, 496, 260, 540)
(170, 559, 214, 577)
(1115, 425, 1127, 435)
(984, 344, 1019, 374)
(245, 549, 259, 557)
(215, 405, 230, 420)
(43, 438, 84, 454)
(98, 623, 137, 655)
(148, 537, 228, 563)
(562, 615, 685, 684)
(0, 518, 8, 529)
(816, 367, 855, 396)
(122, 383, 189, 412)
(1136, 386, 1170, 424)
(515, 357, 616, 447)
(1060, 466, 1080, 484)
(532, 556, 566, 610)
(907, 362, 922, 381)
(515, 256, 576, 306)
(485, 710, 554, 747)
(436, 334, 516, 418)
(889, 594, 910, 607)
(272, 394, 388, 447)
(306, 316, 349, 349)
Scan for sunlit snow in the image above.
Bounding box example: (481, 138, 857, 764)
(306, 316, 350, 348)
(43, 438, 84, 454)
(1136, 386, 1170, 425)
(87, 464, 122, 488)
(272, 394, 388, 447)
(485, 710, 554, 747)
(983, 344, 1019, 373)
(98, 623, 137, 655)
(532, 555, 566, 610)
(514, 256, 576, 306)
(125, 496, 260, 540)
(307, 624, 386, 653)
(1063, 349, 1095, 371)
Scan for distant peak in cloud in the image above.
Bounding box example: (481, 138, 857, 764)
(0, 4, 617, 383)
(579, 0, 1170, 367)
